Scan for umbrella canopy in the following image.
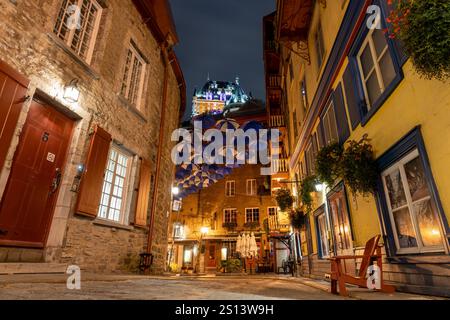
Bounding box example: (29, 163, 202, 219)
(192, 114, 216, 130)
(242, 120, 263, 132)
(216, 118, 240, 132)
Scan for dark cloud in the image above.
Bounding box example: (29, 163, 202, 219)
(170, 0, 276, 119)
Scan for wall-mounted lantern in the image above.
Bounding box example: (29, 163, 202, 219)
(63, 79, 80, 103)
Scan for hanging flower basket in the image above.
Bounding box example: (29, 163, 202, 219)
(290, 208, 307, 230)
(386, 0, 450, 81)
(315, 137, 378, 197)
(275, 188, 294, 211)
(316, 143, 344, 188)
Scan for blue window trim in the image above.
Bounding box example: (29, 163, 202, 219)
(348, 0, 405, 127)
(314, 205, 327, 259)
(376, 126, 450, 257)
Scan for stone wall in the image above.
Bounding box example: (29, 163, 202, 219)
(0, 0, 182, 273)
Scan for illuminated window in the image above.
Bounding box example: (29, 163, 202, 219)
(98, 146, 131, 224)
(381, 149, 444, 254)
(173, 224, 184, 239)
(53, 0, 102, 64)
(245, 208, 260, 223)
(121, 42, 147, 110)
(224, 209, 237, 224)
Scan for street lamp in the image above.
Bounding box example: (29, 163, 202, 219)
(63, 79, 80, 103)
(200, 226, 209, 235)
(172, 186, 180, 195)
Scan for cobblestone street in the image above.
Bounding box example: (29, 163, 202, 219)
(0, 275, 441, 300)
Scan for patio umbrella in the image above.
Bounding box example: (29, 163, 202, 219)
(249, 233, 259, 258)
(216, 118, 240, 132)
(236, 235, 242, 257)
(244, 234, 251, 258)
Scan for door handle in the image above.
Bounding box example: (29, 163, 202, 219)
(0, 229, 8, 236)
(50, 168, 62, 195)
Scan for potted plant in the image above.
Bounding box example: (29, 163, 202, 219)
(290, 208, 307, 230)
(222, 222, 238, 230)
(316, 143, 344, 188)
(275, 188, 294, 211)
(341, 137, 378, 196)
(315, 137, 378, 197)
(386, 0, 450, 81)
(244, 221, 260, 229)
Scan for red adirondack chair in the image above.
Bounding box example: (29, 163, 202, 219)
(329, 235, 396, 296)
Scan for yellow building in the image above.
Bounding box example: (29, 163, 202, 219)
(267, 0, 450, 297)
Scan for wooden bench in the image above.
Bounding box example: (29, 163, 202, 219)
(329, 235, 395, 296)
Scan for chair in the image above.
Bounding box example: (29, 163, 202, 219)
(329, 235, 395, 296)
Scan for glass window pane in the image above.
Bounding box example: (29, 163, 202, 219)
(404, 156, 430, 201)
(414, 199, 443, 247)
(392, 207, 418, 249)
(379, 51, 396, 89)
(372, 29, 388, 57)
(384, 169, 407, 210)
(366, 71, 382, 107)
(360, 44, 374, 77)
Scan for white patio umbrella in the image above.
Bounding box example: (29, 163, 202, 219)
(236, 235, 242, 256)
(249, 233, 258, 258)
(244, 234, 251, 258)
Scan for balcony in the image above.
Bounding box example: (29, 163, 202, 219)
(267, 75, 281, 88)
(276, 0, 314, 63)
(268, 216, 291, 233)
(269, 115, 285, 128)
(271, 158, 289, 174)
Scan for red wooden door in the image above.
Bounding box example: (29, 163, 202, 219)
(207, 242, 216, 268)
(0, 100, 74, 247)
(0, 61, 29, 170)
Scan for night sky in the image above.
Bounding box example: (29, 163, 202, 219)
(170, 0, 276, 119)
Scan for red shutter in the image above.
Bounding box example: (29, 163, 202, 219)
(0, 60, 29, 169)
(134, 159, 152, 227)
(75, 125, 111, 217)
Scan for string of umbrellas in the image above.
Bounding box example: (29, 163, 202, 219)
(236, 233, 259, 258)
(174, 115, 268, 199)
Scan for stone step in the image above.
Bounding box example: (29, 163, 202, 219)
(0, 263, 67, 275)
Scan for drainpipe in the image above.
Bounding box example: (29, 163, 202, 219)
(146, 42, 170, 259)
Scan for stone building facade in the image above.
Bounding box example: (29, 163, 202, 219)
(168, 164, 292, 273)
(0, 0, 185, 273)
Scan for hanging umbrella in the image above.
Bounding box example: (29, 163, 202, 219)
(192, 114, 216, 130)
(242, 120, 263, 132)
(216, 118, 240, 132)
